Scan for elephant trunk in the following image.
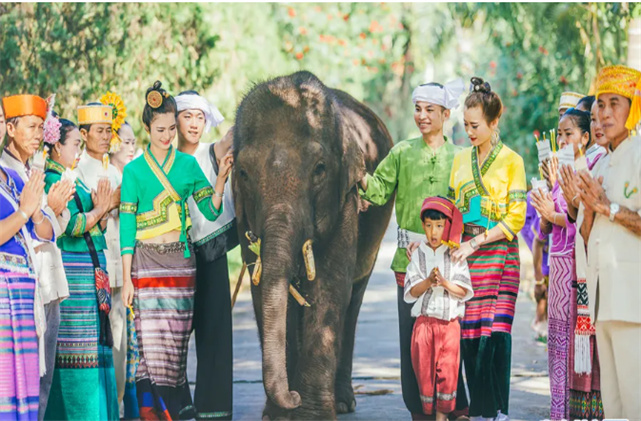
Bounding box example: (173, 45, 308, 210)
(259, 212, 302, 409)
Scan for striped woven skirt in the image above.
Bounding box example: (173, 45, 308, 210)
(44, 251, 119, 421)
(132, 241, 196, 421)
(547, 254, 575, 421)
(0, 268, 39, 421)
(460, 234, 520, 418)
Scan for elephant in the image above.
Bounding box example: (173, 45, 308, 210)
(232, 71, 394, 420)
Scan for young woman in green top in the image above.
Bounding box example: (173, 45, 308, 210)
(119, 81, 232, 419)
(44, 118, 119, 421)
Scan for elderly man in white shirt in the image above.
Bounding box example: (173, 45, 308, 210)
(577, 64, 641, 419)
(75, 101, 128, 409)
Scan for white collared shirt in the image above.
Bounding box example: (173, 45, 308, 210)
(586, 136, 641, 323)
(404, 242, 473, 321)
(186, 142, 235, 246)
(75, 151, 123, 288)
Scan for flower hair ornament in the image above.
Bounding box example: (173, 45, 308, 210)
(43, 94, 62, 147)
(470, 77, 492, 94)
(100, 91, 127, 153)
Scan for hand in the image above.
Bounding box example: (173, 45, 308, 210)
(557, 164, 580, 209)
(406, 241, 420, 261)
(47, 179, 75, 216)
(217, 152, 234, 181)
(541, 155, 558, 190)
(92, 178, 113, 215)
(534, 283, 547, 301)
(451, 241, 475, 263)
(121, 279, 134, 307)
(109, 185, 121, 212)
(433, 268, 446, 286)
(19, 170, 46, 217)
(531, 189, 555, 221)
(577, 171, 610, 216)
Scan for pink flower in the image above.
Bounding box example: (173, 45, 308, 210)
(43, 114, 61, 146)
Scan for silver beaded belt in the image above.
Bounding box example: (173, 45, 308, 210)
(463, 224, 485, 236)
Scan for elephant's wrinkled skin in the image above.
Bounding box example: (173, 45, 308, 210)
(232, 71, 394, 420)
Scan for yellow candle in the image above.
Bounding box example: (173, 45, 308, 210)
(102, 154, 109, 171)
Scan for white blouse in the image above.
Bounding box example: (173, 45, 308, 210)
(404, 243, 473, 321)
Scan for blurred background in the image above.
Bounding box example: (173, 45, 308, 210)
(2, 3, 641, 177)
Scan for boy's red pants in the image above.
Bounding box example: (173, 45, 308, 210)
(411, 315, 460, 415)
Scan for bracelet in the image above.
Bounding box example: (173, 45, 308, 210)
(17, 208, 29, 221)
(33, 211, 45, 225)
(572, 194, 579, 207)
(214, 190, 224, 198)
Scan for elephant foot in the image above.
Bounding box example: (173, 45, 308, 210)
(262, 398, 291, 421)
(335, 384, 357, 414)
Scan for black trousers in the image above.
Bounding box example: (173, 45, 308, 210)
(397, 284, 469, 418)
(193, 254, 233, 420)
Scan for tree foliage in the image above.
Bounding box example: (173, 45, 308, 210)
(1, 2, 637, 180)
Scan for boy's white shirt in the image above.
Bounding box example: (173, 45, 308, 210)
(404, 242, 473, 321)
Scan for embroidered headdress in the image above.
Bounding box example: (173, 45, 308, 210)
(558, 91, 584, 111)
(595, 64, 641, 130)
(420, 196, 464, 248)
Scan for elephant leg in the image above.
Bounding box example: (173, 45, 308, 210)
(335, 272, 371, 414)
(291, 279, 350, 420)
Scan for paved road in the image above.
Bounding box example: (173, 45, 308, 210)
(187, 217, 551, 420)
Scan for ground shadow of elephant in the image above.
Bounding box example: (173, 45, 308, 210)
(232, 71, 394, 420)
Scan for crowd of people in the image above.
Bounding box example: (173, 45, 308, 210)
(360, 64, 641, 421)
(0, 83, 235, 421)
(0, 62, 639, 421)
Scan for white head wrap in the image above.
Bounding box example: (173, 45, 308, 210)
(175, 93, 225, 134)
(411, 78, 466, 110)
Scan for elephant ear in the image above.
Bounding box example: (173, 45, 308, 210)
(339, 121, 366, 209)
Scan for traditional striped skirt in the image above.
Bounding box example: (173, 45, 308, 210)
(0, 269, 39, 421)
(548, 254, 574, 420)
(460, 234, 520, 418)
(132, 241, 196, 421)
(44, 251, 119, 421)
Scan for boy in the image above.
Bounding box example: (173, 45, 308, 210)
(404, 196, 473, 421)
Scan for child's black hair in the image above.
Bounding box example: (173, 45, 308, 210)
(421, 209, 447, 221)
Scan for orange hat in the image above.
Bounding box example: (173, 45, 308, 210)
(595, 65, 641, 130)
(2, 94, 48, 120)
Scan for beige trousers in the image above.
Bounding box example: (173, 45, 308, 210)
(595, 320, 641, 419)
(109, 286, 128, 403)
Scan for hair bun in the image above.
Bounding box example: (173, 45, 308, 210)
(470, 77, 492, 94)
(146, 80, 165, 109)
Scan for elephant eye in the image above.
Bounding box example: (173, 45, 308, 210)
(238, 168, 249, 181)
(313, 162, 326, 180)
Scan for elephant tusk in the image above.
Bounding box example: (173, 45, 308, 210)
(302, 239, 316, 281)
(252, 257, 262, 286)
(289, 285, 311, 307)
(245, 231, 262, 285)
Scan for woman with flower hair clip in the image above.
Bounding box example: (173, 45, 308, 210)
(43, 115, 118, 421)
(119, 81, 232, 420)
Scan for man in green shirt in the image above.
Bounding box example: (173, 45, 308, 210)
(358, 79, 465, 420)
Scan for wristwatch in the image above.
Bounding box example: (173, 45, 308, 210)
(469, 238, 479, 250)
(609, 202, 620, 222)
